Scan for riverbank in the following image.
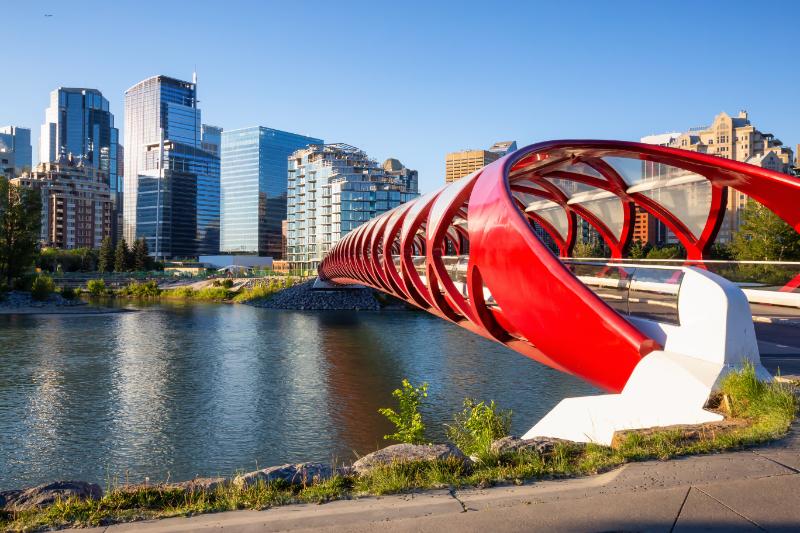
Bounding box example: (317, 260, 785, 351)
(245, 280, 382, 311)
(63, 423, 800, 533)
(1, 367, 795, 532)
(0, 291, 125, 315)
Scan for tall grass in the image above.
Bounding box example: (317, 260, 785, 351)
(232, 277, 295, 303)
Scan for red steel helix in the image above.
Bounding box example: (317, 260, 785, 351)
(318, 140, 800, 392)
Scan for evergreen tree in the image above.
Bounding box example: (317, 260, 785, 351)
(114, 238, 130, 272)
(132, 238, 150, 271)
(732, 200, 800, 261)
(0, 177, 41, 285)
(98, 236, 114, 273)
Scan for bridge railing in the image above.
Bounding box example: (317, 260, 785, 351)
(393, 255, 685, 325)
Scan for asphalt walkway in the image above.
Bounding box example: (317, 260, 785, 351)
(74, 419, 800, 533)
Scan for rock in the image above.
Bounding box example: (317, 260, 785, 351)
(246, 281, 381, 311)
(2, 481, 102, 510)
(490, 436, 578, 456)
(170, 476, 226, 493)
(0, 490, 22, 509)
(352, 443, 470, 475)
(233, 463, 333, 488)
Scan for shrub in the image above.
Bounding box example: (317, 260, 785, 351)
(13, 274, 35, 291)
(86, 279, 107, 297)
(445, 399, 512, 459)
(60, 286, 78, 300)
(119, 280, 160, 298)
(31, 275, 56, 301)
(222, 278, 234, 289)
(378, 379, 428, 444)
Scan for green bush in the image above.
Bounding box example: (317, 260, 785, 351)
(86, 279, 107, 297)
(119, 280, 160, 298)
(13, 274, 35, 291)
(378, 379, 428, 444)
(60, 286, 78, 300)
(222, 278, 234, 289)
(445, 399, 512, 459)
(31, 275, 56, 301)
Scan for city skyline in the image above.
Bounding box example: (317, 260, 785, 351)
(2, 1, 798, 195)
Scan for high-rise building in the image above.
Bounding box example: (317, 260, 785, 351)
(642, 111, 795, 243)
(124, 74, 220, 258)
(12, 157, 112, 249)
(201, 124, 223, 156)
(39, 88, 119, 193)
(220, 127, 322, 257)
(0, 126, 32, 175)
(287, 144, 419, 272)
(445, 140, 517, 183)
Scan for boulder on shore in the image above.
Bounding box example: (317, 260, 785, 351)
(1, 481, 102, 511)
(352, 443, 470, 475)
(490, 436, 579, 457)
(233, 463, 333, 488)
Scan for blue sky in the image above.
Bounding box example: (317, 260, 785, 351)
(2, 0, 798, 193)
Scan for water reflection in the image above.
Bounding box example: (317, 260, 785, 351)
(0, 303, 597, 490)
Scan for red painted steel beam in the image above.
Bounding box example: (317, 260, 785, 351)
(318, 140, 800, 392)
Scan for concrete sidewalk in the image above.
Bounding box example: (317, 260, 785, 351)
(75, 424, 800, 533)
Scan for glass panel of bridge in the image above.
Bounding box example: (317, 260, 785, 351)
(603, 156, 647, 186)
(531, 205, 568, 241)
(638, 179, 712, 239)
(577, 195, 624, 238)
(543, 177, 598, 199)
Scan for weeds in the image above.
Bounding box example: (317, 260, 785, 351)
(446, 399, 512, 460)
(378, 379, 429, 444)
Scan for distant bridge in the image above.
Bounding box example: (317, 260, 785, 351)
(318, 140, 795, 443)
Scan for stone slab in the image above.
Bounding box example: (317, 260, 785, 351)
(698, 473, 800, 532)
(673, 487, 760, 532)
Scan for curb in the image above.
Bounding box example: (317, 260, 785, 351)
(753, 316, 800, 327)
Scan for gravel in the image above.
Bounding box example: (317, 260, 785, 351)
(247, 280, 381, 311)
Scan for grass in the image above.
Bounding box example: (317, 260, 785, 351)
(232, 278, 295, 303)
(160, 287, 232, 302)
(2, 365, 796, 532)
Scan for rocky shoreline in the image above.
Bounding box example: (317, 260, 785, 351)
(0, 437, 559, 513)
(247, 280, 382, 311)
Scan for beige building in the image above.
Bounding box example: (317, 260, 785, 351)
(12, 157, 112, 249)
(642, 111, 795, 243)
(445, 141, 517, 183)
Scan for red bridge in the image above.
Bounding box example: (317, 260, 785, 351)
(318, 140, 800, 394)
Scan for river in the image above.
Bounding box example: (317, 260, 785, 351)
(0, 302, 597, 490)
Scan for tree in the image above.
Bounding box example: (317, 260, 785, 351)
(731, 200, 800, 261)
(0, 177, 41, 285)
(98, 236, 114, 273)
(627, 240, 652, 259)
(114, 238, 131, 272)
(132, 238, 150, 271)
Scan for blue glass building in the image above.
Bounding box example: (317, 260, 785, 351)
(0, 126, 32, 175)
(124, 75, 220, 258)
(39, 88, 119, 194)
(220, 127, 322, 258)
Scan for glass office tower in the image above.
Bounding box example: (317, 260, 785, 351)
(0, 126, 32, 175)
(287, 144, 419, 272)
(39, 88, 119, 193)
(220, 127, 322, 257)
(124, 75, 220, 258)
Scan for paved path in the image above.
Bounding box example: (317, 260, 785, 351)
(74, 422, 800, 533)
